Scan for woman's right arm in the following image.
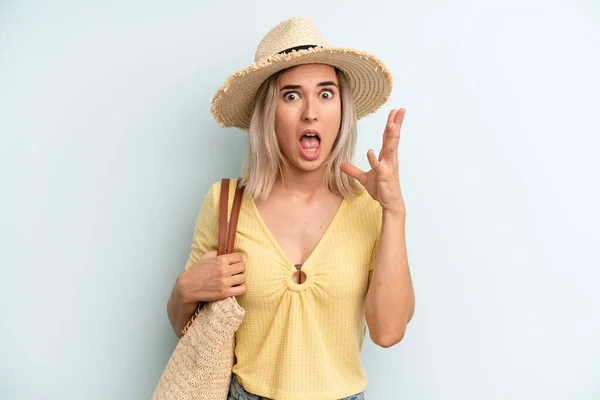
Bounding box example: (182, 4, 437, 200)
(167, 251, 247, 338)
(167, 275, 202, 338)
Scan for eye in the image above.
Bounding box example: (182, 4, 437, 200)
(284, 92, 300, 101)
(319, 89, 334, 99)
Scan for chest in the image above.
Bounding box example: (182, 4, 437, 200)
(255, 197, 342, 266)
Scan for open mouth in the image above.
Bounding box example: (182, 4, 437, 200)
(299, 131, 321, 160)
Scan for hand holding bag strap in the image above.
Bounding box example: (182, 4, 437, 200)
(180, 178, 244, 338)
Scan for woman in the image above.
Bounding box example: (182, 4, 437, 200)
(167, 17, 415, 400)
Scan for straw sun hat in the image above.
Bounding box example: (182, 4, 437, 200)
(210, 17, 393, 131)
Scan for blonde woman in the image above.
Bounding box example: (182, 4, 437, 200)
(167, 17, 415, 400)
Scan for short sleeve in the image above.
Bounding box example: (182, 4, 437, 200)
(184, 182, 221, 270)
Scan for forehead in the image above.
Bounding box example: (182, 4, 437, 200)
(277, 64, 338, 86)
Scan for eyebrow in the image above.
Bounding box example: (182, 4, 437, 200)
(279, 81, 339, 91)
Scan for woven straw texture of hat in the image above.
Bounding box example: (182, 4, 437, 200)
(152, 297, 245, 400)
(211, 17, 392, 131)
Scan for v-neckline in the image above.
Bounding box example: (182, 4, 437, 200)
(248, 194, 348, 270)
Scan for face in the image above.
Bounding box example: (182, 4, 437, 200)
(274, 64, 341, 172)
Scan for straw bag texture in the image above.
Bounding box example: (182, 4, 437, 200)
(153, 179, 245, 400)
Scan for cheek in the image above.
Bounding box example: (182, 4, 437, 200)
(323, 102, 342, 136)
(275, 108, 297, 147)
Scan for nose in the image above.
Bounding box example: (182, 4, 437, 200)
(301, 98, 318, 122)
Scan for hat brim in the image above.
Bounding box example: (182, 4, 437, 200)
(211, 47, 393, 131)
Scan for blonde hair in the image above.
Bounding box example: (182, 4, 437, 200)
(239, 66, 363, 201)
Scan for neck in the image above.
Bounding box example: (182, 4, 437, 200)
(273, 163, 331, 200)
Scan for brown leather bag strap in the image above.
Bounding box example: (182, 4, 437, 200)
(227, 184, 244, 254)
(217, 179, 230, 256)
(218, 178, 245, 256)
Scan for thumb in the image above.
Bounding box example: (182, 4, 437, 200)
(200, 250, 218, 259)
(340, 162, 366, 186)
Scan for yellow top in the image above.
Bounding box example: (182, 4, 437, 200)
(185, 179, 382, 400)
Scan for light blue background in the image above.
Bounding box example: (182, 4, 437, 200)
(1, 1, 599, 399)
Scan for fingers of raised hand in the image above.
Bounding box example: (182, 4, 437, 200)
(386, 108, 399, 125)
(381, 108, 405, 161)
(387, 108, 406, 127)
(340, 162, 367, 185)
(367, 149, 381, 171)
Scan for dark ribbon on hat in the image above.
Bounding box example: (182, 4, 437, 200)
(278, 45, 318, 54)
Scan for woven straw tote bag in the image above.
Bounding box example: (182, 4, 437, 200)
(153, 179, 245, 400)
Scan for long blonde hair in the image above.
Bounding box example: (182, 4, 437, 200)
(239, 66, 362, 201)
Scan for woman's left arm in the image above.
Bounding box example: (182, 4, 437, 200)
(365, 208, 414, 348)
(341, 108, 415, 348)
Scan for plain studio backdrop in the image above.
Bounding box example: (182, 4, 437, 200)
(1, 1, 599, 399)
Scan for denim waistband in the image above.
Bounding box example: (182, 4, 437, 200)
(227, 375, 365, 400)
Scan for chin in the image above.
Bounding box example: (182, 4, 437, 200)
(296, 157, 329, 172)
(281, 146, 332, 173)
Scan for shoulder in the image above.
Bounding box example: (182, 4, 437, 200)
(201, 178, 242, 217)
(343, 188, 382, 235)
(205, 178, 241, 203)
(345, 187, 382, 218)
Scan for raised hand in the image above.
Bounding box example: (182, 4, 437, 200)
(341, 108, 406, 215)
